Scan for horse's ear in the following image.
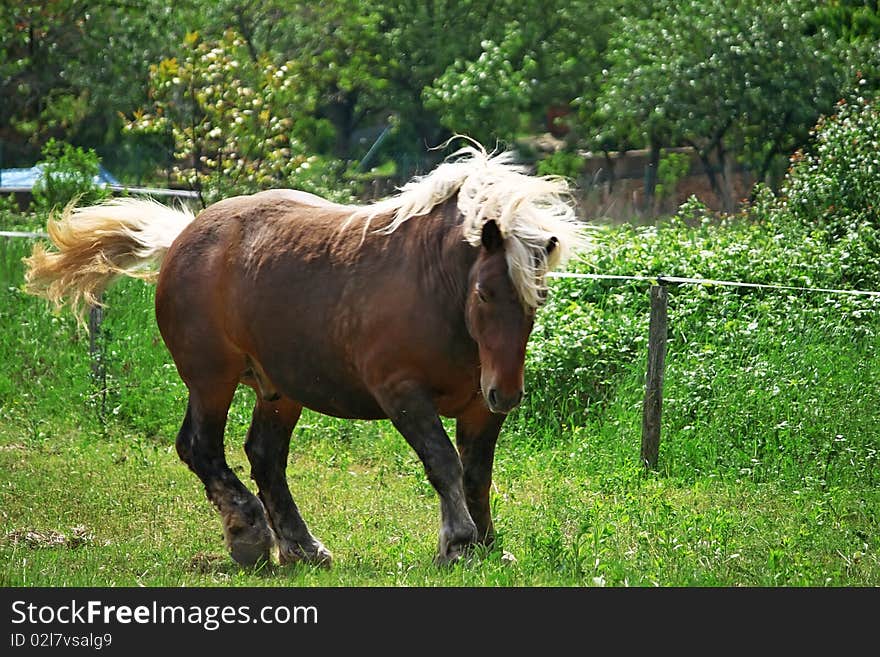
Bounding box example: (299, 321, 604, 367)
(481, 220, 503, 252)
(546, 236, 559, 255)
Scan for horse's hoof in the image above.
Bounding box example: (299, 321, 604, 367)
(434, 541, 477, 567)
(223, 514, 274, 567)
(436, 524, 478, 566)
(278, 539, 333, 568)
(228, 533, 272, 567)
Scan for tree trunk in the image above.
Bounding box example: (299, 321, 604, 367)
(691, 144, 722, 211)
(320, 90, 358, 159)
(603, 149, 616, 193)
(643, 141, 660, 214)
(715, 141, 735, 214)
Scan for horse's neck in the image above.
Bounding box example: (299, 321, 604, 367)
(411, 201, 476, 313)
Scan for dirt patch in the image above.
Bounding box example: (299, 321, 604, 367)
(188, 552, 229, 574)
(0, 443, 27, 451)
(4, 526, 93, 549)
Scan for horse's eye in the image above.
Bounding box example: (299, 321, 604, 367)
(475, 283, 489, 303)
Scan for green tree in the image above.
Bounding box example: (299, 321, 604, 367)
(0, 1, 197, 172)
(423, 1, 614, 147)
(594, 0, 847, 212)
(127, 30, 348, 205)
(423, 26, 536, 145)
(589, 4, 678, 211)
(31, 139, 111, 211)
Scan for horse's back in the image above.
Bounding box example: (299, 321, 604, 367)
(196, 189, 357, 221)
(156, 189, 396, 418)
(156, 188, 479, 420)
(243, 188, 353, 209)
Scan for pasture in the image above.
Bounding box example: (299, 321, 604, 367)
(1, 206, 878, 587)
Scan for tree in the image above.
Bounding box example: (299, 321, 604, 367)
(811, 1, 880, 100)
(422, 26, 536, 145)
(589, 3, 679, 211)
(423, 1, 614, 147)
(127, 30, 349, 204)
(593, 0, 847, 212)
(0, 1, 195, 171)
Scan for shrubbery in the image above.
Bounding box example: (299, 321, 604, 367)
(780, 95, 880, 237)
(31, 139, 110, 211)
(515, 95, 880, 488)
(126, 30, 357, 204)
(535, 150, 585, 180)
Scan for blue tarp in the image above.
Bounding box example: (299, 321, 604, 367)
(0, 164, 119, 189)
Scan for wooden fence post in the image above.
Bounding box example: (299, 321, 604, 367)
(88, 301, 106, 419)
(641, 283, 669, 470)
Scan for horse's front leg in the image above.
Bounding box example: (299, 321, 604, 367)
(377, 384, 477, 565)
(455, 400, 505, 547)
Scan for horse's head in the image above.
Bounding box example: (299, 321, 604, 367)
(466, 219, 557, 414)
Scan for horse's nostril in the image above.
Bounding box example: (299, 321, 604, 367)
(487, 388, 499, 408)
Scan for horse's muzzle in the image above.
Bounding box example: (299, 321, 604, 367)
(485, 387, 523, 414)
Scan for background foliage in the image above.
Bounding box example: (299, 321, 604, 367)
(30, 139, 111, 211)
(3, 0, 878, 202)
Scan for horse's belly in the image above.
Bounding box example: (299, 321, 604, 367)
(256, 356, 386, 420)
(287, 384, 387, 420)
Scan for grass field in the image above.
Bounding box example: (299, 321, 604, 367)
(1, 211, 878, 588)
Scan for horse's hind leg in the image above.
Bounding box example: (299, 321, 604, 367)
(177, 382, 273, 567)
(244, 397, 332, 567)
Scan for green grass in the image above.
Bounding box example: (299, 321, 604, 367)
(1, 215, 879, 587)
(2, 412, 877, 587)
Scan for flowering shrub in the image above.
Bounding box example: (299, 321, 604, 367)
(423, 28, 535, 145)
(780, 96, 880, 236)
(127, 30, 352, 204)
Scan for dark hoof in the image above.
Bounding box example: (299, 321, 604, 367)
(435, 524, 478, 566)
(278, 538, 333, 568)
(223, 515, 273, 567)
(229, 539, 271, 567)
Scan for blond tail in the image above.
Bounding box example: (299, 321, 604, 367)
(23, 197, 196, 324)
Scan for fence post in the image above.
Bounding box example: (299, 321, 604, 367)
(88, 301, 106, 419)
(641, 283, 669, 470)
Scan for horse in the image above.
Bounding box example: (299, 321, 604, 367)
(23, 141, 588, 567)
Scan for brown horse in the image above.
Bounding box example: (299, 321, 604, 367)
(24, 142, 587, 567)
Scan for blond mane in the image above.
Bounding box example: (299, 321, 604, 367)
(349, 139, 590, 308)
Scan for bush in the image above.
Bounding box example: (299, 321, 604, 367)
(513, 207, 880, 486)
(128, 30, 356, 205)
(535, 150, 585, 180)
(655, 151, 691, 201)
(31, 139, 110, 211)
(779, 96, 880, 236)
